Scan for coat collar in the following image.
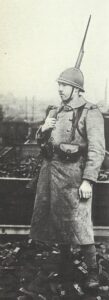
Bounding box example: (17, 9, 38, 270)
(59, 96, 86, 111)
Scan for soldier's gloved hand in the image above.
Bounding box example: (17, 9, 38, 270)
(79, 180, 92, 200)
(41, 116, 56, 132)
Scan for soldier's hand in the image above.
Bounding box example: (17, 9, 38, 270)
(41, 117, 56, 132)
(79, 180, 92, 200)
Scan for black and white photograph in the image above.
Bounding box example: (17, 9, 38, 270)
(0, 1, 109, 299)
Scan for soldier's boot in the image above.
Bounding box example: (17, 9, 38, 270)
(85, 267, 99, 289)
(81, 244, 99, 289)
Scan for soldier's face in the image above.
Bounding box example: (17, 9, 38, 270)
(58, 83, 73, 102)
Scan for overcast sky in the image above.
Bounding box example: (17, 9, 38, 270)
(0, 0, 109, 105)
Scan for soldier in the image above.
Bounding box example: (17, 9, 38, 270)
(30, 67, 105, 289)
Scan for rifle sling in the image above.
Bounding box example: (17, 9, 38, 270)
(72, 105, 86, 139)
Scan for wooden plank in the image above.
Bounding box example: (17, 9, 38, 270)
(0, 225, 30, 235)
(0, 225, 109, 236)
(97, 180, 109, 184)
(94, 226, 109, 236)
(0, 177, 31, 181)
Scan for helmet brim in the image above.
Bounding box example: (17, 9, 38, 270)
(57, 78, 85, 92)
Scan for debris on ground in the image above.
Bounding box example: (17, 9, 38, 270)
(0, 237, 109, 299)
(98, 170, 109, 181)
(0, 155, 42, 179)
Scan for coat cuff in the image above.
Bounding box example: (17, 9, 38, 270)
(82, 172, 98, 183)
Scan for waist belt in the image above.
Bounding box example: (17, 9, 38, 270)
(41, 142, 87, 162)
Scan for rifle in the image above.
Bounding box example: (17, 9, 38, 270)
(75, 15, 91, 69)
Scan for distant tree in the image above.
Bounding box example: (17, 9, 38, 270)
(0, 104, 4, 121)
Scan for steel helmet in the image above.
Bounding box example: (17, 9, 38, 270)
(57, 67, 84, 92)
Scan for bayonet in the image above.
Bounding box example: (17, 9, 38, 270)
(75, 15, 91, 69)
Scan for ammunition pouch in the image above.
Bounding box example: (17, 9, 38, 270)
(41, 142, 87, 162)
(59, 143, 87, 161)
(59, 143, 80, 161)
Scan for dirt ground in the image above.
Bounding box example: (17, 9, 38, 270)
(0, 235, 109, 300)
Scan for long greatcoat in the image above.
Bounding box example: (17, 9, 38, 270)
(30, 96, 105, 245)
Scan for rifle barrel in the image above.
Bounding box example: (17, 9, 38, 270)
(75, 15, 91, 68)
